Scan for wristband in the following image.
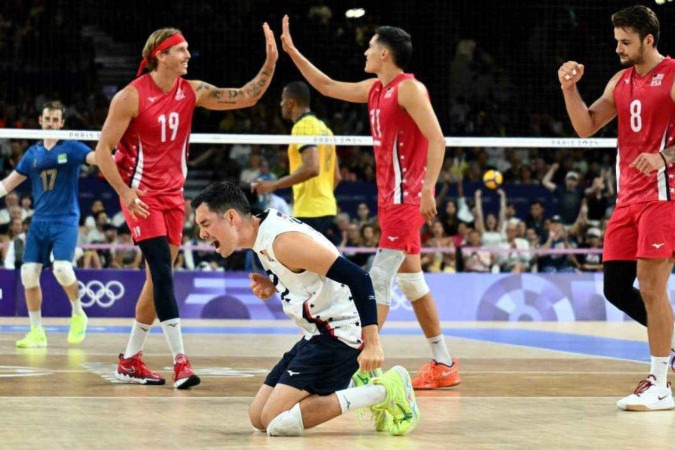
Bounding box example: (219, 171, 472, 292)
(0, 181, 7, 198)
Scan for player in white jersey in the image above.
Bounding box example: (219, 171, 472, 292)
(192, 181, 419, 436)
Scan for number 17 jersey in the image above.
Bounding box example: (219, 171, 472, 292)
(115, 74, 196, 197)
(614, 56, 675, 205)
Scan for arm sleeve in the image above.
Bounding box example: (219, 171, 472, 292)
(325, 255, 378, 327)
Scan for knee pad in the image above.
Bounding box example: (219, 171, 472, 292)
(396, 271, 430, 302)
(369, 249, 405, 306)
(20, 263, 43, 289)
(266, 403, 304, 437)
(52, 260, 77, 287)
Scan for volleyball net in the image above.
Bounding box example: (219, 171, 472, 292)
(0, 128, 614, 268)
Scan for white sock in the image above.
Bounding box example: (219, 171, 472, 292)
(335, 385, 387, 414)
(70, 299, 85, 316)
(650, 356, 670, 388)
(671, 325, 675, 350)
(28, 310, 42, 329)
(160, 318, 185, 362)
(123, 321, 152, 359)
(428, 335, 453, 366)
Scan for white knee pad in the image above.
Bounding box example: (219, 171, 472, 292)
(53, 260, 77, 287)
(369, 249, 406, 306)
(266, 403, 304, 437)
(396, 271, 430, 302)
(20, 263, 43, 289)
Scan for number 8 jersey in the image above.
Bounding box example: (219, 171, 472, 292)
(614, 56, 675, 205)
(115, 74, 196, 197)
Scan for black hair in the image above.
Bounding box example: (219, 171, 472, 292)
(374, 26, 412, 70)
(283, 81, 311, 107)
(191, 181, 251, 216)
(612, 5, 660, 48)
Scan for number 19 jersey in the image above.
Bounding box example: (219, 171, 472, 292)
(614, 56, 675, 205)
(115, 74, 196, 197)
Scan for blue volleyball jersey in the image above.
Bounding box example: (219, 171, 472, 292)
(15, 140, 91, 225)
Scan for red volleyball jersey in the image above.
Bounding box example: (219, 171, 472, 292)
(613, 57, 675, 205)
(115, 74, 196, 197)
(368, 73, 429, 207)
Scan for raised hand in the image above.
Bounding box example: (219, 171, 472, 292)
(558, 61, 585, 89)
(280, 15, 297, 54)
(262, 22, 278, 65)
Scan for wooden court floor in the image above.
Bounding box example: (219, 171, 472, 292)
(1, 319, 674, 449)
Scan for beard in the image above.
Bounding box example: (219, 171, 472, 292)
(619, 45, 644, 67)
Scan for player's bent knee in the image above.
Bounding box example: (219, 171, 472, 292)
(396, 271, 430, 302)
(249, 405, 265, 431)
(266, 404, 304, 437)
(52, 260, 77, 287)
(20, 263, 43, 289)
(249, 416, 266, 432)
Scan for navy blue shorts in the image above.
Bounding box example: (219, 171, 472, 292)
(24, 221, 78, 264)
(265, 335, 360, 395)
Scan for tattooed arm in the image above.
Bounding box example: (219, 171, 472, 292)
(661, 147, 675, 164)
(190, 23, 278, 110)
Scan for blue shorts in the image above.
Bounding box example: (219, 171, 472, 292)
(24, 221, 79, 264)
(265, 335, 360, 395)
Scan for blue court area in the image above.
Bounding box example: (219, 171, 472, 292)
(0, 324, 651, 364)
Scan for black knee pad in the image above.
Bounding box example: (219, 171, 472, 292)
(603, 260, 646, 326)
(138, 237, 178, 321)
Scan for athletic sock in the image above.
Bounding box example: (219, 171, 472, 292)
(335, 385, 387, 414)
(650, 355, 670, 388)
(428, 335, 453, 366)
(123, 321, 152, 359)
(29, 310, 42, 329)
(70, 299, 85, 316)
(160, 318, 185, 362)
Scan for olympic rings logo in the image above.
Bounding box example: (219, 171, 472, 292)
(77, 280, 125, 308)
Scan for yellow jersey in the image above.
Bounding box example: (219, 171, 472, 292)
(288, 113, 337, 218)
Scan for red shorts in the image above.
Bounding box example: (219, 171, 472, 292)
(121, 194, 185, 246)
(603, 201, 675, 261)
(377, 204, 425, 254)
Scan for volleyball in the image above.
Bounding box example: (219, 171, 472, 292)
(483, 170, 503, 189)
